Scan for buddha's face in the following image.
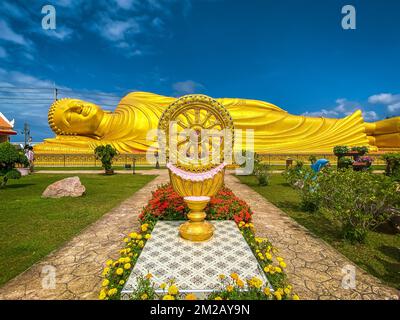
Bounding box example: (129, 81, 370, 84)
(52, 99, 105, 135)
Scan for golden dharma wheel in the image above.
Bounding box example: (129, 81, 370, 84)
(158, 94, 234, 172)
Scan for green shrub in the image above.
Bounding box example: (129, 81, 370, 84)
(338, 157, 353, 169)
(0, 142, 29, 188)
(382, 153, 400, 180)
(351, 146, 369, 155)
(254, 153, 270, 186)
(308, 155, 317, 164)
(333, 146, 349, 156)
(317, 169, 399, 243)
(94, 145, 118, 172)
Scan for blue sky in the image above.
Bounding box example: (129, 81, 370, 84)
(1, 0, 400, 142)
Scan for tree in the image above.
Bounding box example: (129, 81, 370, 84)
(0, 142, 29, 188)
(94, 145, 118, 174)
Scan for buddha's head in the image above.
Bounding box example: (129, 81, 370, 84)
(48, 98, 105, 136)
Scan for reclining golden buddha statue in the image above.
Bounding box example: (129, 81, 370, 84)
(34, 91, 400, 154)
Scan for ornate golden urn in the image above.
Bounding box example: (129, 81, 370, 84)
(158, 94, 234, 241)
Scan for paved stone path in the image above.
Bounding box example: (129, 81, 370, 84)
(0, 170, 398, 300)
(224, 174, 399, 300)
(0, 171, 169, 300)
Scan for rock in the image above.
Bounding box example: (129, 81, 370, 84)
(42, 176, 86, 198)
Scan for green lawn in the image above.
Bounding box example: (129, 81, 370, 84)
(236, 174, 400, 289)
(0, 173, 155, 286)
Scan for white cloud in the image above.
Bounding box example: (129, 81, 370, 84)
(368, 93, 399, 105)
(115, 0, 139, 10)
(0, 19, 31, 47)
(95, 17, 140, 42)
(0, 47, 7, 58)
(368, 92, 400, 115)
(42, 26, 74, 40)
(302, 98, 378, 121)
(172, 80, 204, 96)
(388, 102, 400, 113)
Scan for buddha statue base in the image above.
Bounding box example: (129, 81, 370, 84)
(179, 197, 214, 242)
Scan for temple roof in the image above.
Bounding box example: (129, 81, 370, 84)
(0, 112, 17, 135)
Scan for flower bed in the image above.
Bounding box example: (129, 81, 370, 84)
(100, 184, 298, 300)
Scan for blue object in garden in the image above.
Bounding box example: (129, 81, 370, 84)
(311, 159, 330, 173)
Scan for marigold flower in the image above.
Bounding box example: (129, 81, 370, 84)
(102, 279, 109, 287)
(276, 257, 284, 262)
(275, 267, 282, 273)
(214, 296, 222, 300)
(119, 280, 125, 285)
(141, 225, 148, 232)
(263, 287, 271, 296)
(284, 287, 291, 295)
(168, 285, 179, 295)
(145, 273, 152, 279)
(108, 288, 117, 296)
(160, 283, 167, 290)
(236, 279, 244, 288)
(106, 259, 113, 266)
(124, 263, 131, 270)
(123, 238, 129, 243)
(141, 293, 148, 300)
(129, 232, 138, 239)
(145, 234, 151, 240)
(226, 285, 234, 292)
(219, 274, 226, 280)
(280, 261, 287, 268)
(185, 294, 197, 300)
(293, 294, 300, 300)
(102, 267, 110, 276)
(99, 290, 107, 300)
(116, 268, 124, 275)
(230, 273, 239, 280)
(265, 253, 272, 260)
(274, 291, 282, 300)
(162, 294, 175, 300)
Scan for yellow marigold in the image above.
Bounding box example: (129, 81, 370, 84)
(102, 279, 109, 287)
(124, 263, 131, 270)
(265, 253, 272, 260)
(280, 261, 287, 268)
(230, 273, 239, 280)
(214, 297, 222, 300)
(123, 237, 129, 243)
(116, 268, 124, 275)
(145, 273, 152, 279)
(126, 248, 131, 253)
(129, 232, 138, 239)
(106, 259, 113, 266)
(274, 291, 282, 300)
(138, 240, 144, 248)
(293, 294, 300, 300)
(219, 274, 226, 280)
(160, 283, 167, 290)
(137, 234, 143, 240)
(226, 285, 234, 292)
(263, 287, 271, 296)
(113, 261, 119, 267)
(168, 285, 179, 295)
(99, 290, 107, 300)
(185, 294, 197, 300)
(236, 279, 244, 288)
(284, 287, 291, 295)
(163, 294, 175, 300)
(118, 257, 125, 263)
(276, 257, 284, 262)
(255, 237, 263, 243)
(108, 288, 117, 296)
(141, 293, 148, 300)
(245, 223, 249, 228)
(145, 234, 151, 240)
(124, 257, 131, 263)
(102, 267, 110, 276)
(128, 253, 133, 257)
(249, 223, 254, 228)
(119, 280, 125, 285)
(275, 267, 282, 273)
(248, 277, 263, 289)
